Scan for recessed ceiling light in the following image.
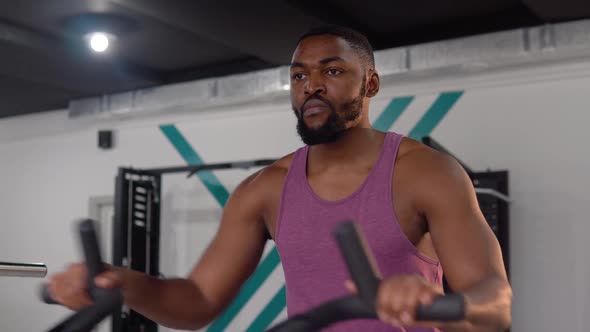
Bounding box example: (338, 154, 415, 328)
(85, 32, 112, 53)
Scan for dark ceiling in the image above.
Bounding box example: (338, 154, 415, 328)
(0, 0, 589, 119)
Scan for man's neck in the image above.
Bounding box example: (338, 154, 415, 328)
(308, 127, 385, 168)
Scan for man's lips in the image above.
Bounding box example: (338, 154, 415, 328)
(302, 99, 330, 117)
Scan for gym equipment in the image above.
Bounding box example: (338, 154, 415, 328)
(112, 158, 276, 331)
(40, 219, 464, 332)
(41, 219, 123, 332)
(267, 221, 464, 331)
(0, 262, 47, 278)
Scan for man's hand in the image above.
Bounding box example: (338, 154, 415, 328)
(47, 262, 124, 311)
(346, 274, 445, 328)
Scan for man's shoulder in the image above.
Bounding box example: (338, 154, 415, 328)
(396, 137, 466, 182)
(393, 137, 472, 217)
(237, 151, 297, 195)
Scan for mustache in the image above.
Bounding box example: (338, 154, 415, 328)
(294, 94, 335, 118)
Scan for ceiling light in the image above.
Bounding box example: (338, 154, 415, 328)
(85, 32, 115, 53)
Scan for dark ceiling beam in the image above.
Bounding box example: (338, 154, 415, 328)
(0, 19, 97, 94)
(0, 16, 163, 89)
(108, 0, 325, 65)
(0, 74, 79, 116)
(287, 1, 546, 50)
(0, 18, 65, 56)
(0, 70, 82, 97)
(520, 0, 590, 21)
(55, 35, 168, 86)
(162, 56, 277, 83)
(80, 54, 169, 85)
(285, 0, 386, 48)
(381, 4, 543, 49)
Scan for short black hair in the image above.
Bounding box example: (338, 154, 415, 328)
(297, 25, 375, 69)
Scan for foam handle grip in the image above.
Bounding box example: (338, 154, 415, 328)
(416, 293, 466, 321)
(78, 219, 106, 301)
(47, 290, 123, 332)
(41, 284, 59, 304)
(41, 219, 104, 305)
(79, 219, 105, 281)
(332, 221, 380, 310)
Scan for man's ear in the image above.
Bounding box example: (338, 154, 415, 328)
(366, 69, 380, 98)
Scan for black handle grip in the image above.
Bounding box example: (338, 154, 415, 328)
(267, 296, 376, 332)
(41, 219, 105, 305)
(416, 293, 465, 321)
(41, 284, 58, 304)
(332, 221, 380, 310)
(79, 219, 105, 289)
(47, 290, 122, 332)
(265, 221, 465, 332)
(267, 320, 310, 332)
(333, 221, 466, 322)
(44, 219, 123, 332)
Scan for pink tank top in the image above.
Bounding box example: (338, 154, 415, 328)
(275, 131, 442, 332)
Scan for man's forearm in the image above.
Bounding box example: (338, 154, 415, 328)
(118, 268, 218, 330)
(440, 276, 512, 332)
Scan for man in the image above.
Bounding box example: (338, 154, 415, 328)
(48, 26, 512, 331)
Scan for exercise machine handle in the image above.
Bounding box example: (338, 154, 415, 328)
(44, 219, 123, 332)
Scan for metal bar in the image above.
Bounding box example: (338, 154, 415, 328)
(475, 188, 512, 203)
(185, 159, 277, 178)
(111, 168, 130, 332)
(149, 175, 161, 278)
(0, 262, 47, 278)
(143, 158, 277, 176)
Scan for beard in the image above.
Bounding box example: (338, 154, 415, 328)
(293, 78, 366, 146)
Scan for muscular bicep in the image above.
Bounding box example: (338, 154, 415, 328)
(416, 154, 508, 292)
(187, 173, 269, 315)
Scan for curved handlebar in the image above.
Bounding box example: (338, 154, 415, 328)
(42, 219, 122, 332)
(266, 221, 465, 331)
(41, 219, 463, 332)
(267, 296, 375, 332)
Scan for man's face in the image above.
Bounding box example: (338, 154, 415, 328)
(290, 35, 367, 145)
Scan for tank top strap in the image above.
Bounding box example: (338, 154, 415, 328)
(364, 131, 405, 188)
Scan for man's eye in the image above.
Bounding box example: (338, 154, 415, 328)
(292, 73, 306, 80)
(327, 68, 342, 75)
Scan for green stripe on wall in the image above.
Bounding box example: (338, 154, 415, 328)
(159, 124, 284, 331)
(160, 124, 230, 207)
(407, 91, 463, 140)
(245, 286, 287, 332)
(372, 96, 414, 131)
(207, 249, 282, 332)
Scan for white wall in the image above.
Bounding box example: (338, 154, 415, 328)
(0, 54, 589, 332)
